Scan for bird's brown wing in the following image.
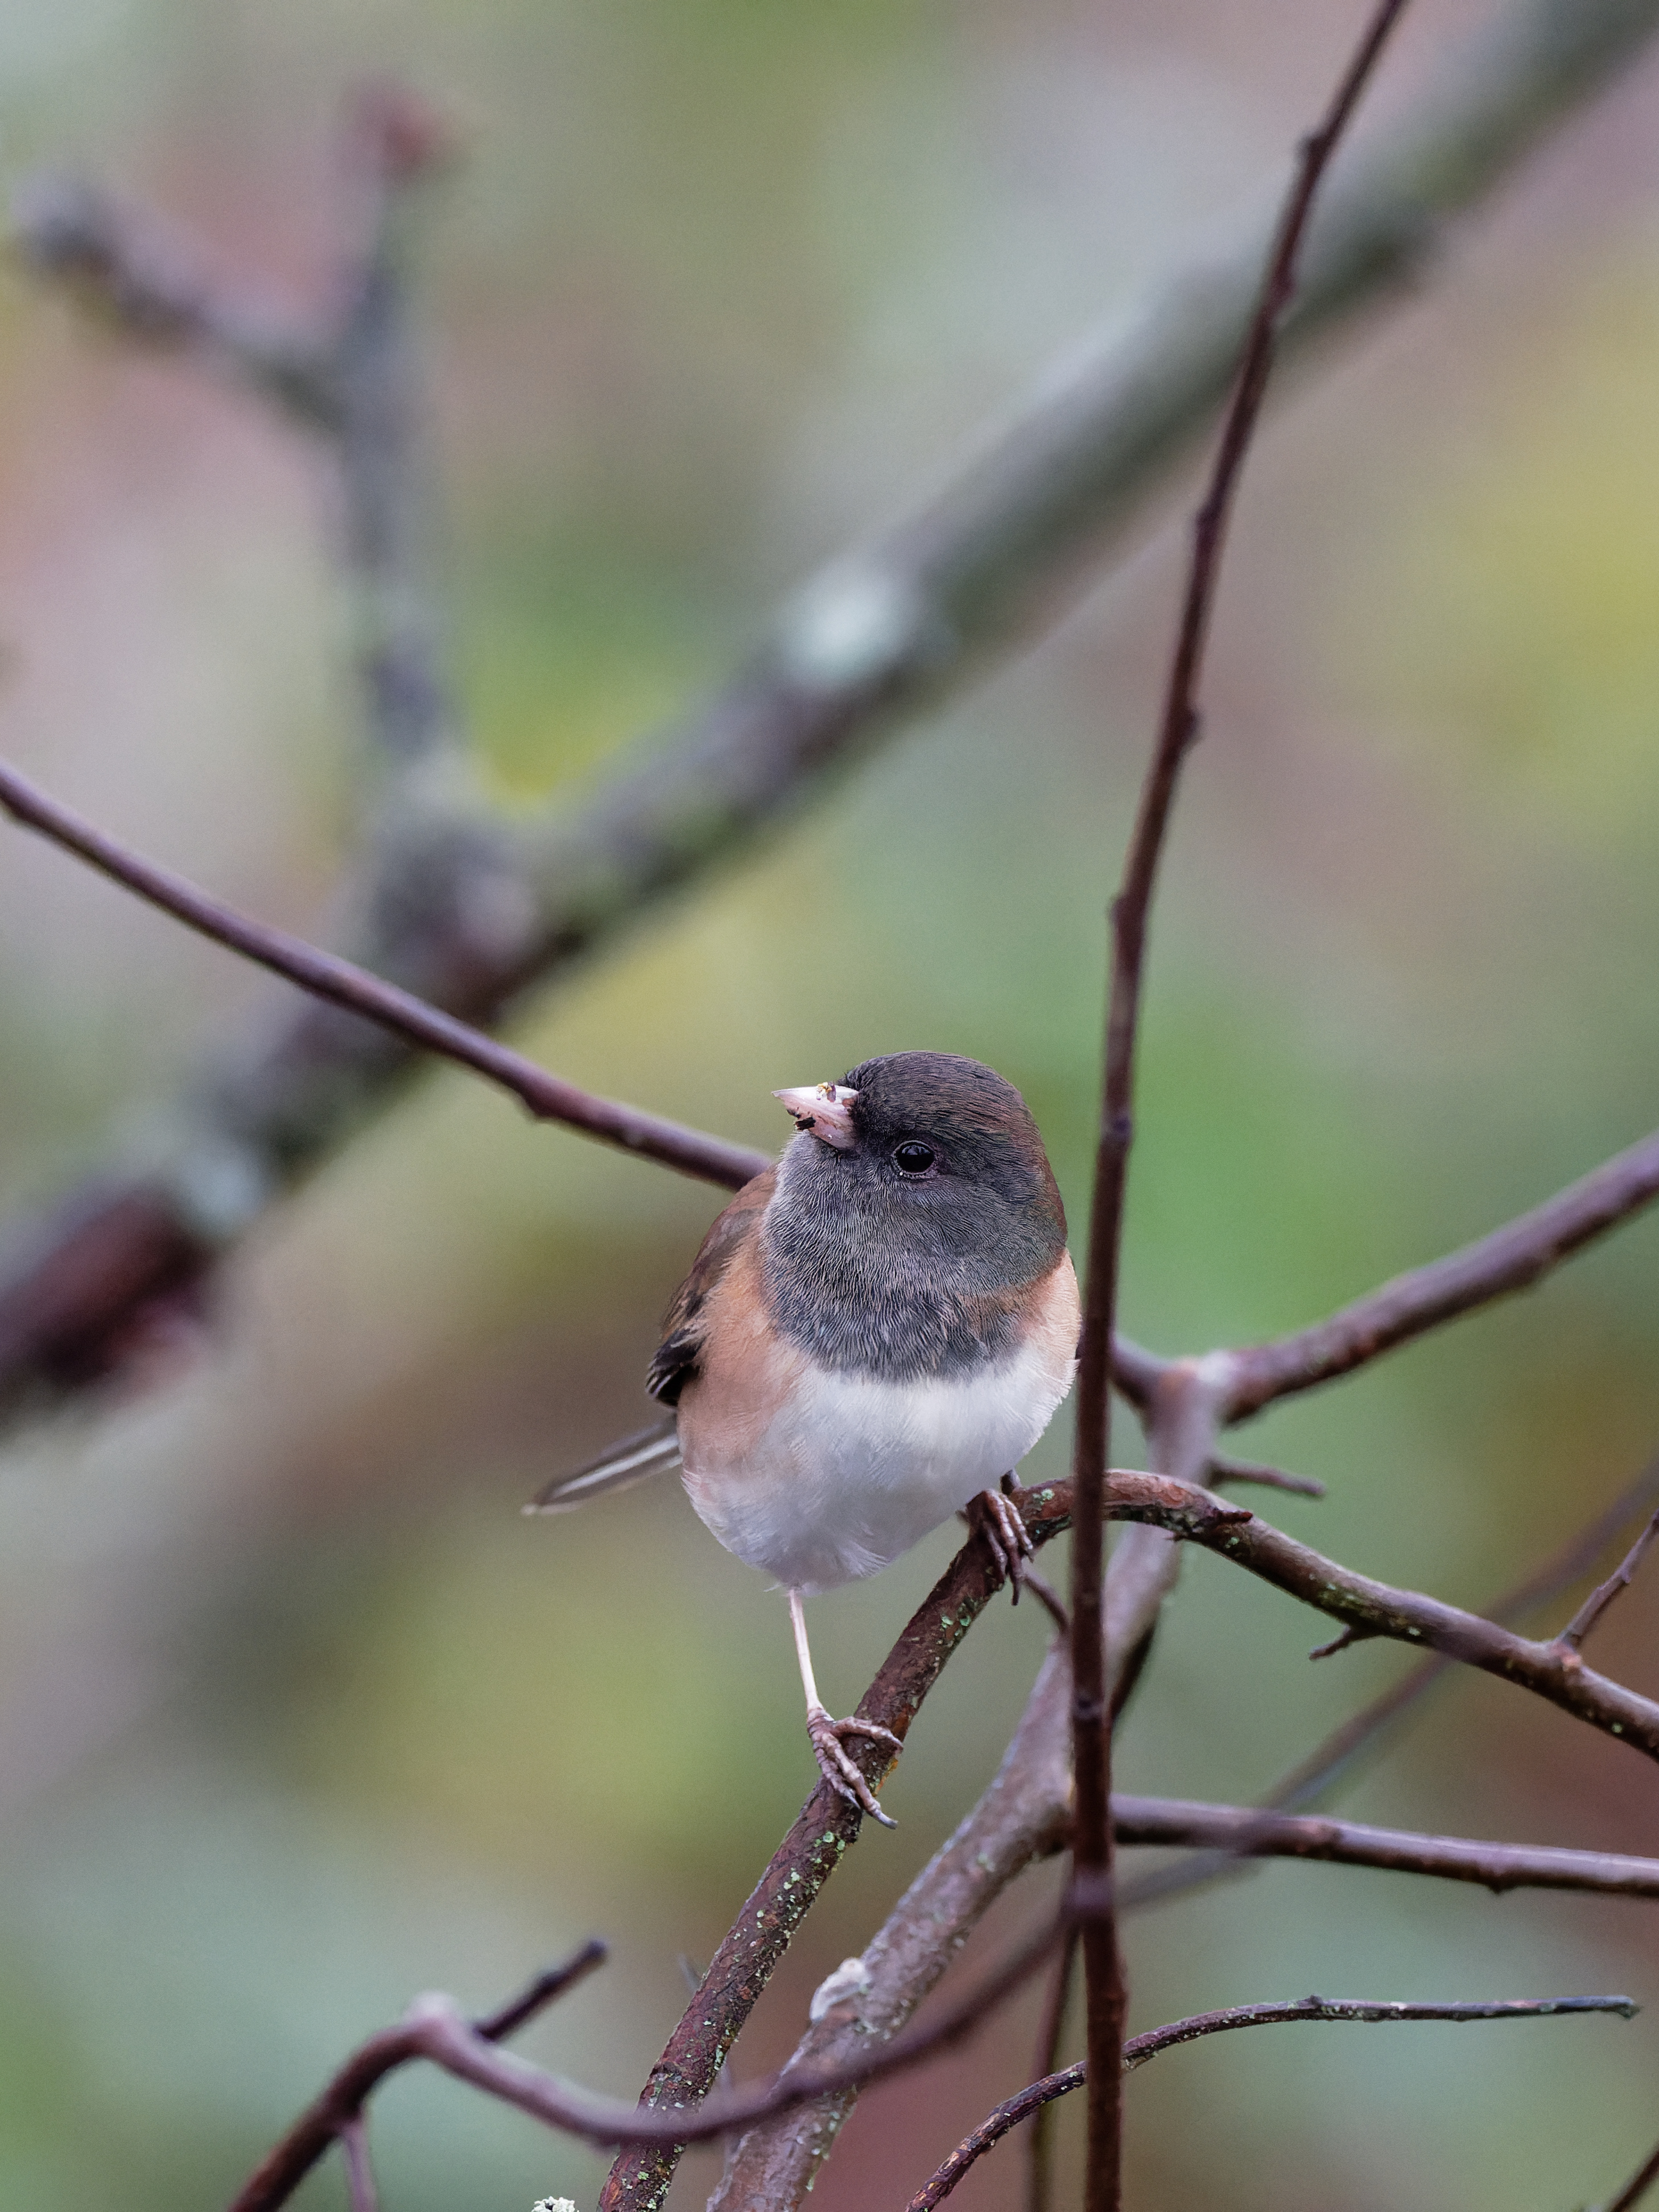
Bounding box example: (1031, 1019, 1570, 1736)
(646, 1164, 777, 1405)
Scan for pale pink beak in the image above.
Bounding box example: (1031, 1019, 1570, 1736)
(773, 1081, 860, 1150)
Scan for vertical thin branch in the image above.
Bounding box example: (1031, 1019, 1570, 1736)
(1025, 1926, 1079, 2212)
(1067, 6, 1411, 2205)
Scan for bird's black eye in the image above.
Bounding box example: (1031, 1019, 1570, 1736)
(893, 1141, 936, 1176)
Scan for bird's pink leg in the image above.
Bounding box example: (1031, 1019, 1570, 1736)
(788, 1588, 900, 1829)
(965, 1477, 1035, 1599)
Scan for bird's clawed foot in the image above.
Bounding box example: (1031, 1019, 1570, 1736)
(967, 1479, 1035, 1600)
(805, 1702, 901, 1828)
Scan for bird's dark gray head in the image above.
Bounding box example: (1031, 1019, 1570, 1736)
(766, 1051, 1067, 1377)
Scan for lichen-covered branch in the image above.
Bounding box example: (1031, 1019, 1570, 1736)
(597, 1476, 1216, 2212)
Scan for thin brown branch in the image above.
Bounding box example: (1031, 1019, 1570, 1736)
(1070, 11, 1410, 2206)
(1113, 1794, 1659, 1899)
(1122, 1990, 1636, 2073)
(1033, 1476, 1659, 1767)
(1025, 1928, 1080, 2212)
(1602, 2130, 1659, 2212)
(1220, 1128, 1659, 1420)
(1557, 1507, 1659, 1654)
(1266, 1447, 1659, 1805)
(0, 757, 768, 1193)
(911, 2064, 1084, 2212)
(1121, 1446, 1659, 1913)
(228, 1938, 606, 2212)
(1176, 1493, 1659, 1760)
(1208, 1451, 1326, 1499)
(907, 1987, 1636, 2210)
(241, 1911, 1067, 2207)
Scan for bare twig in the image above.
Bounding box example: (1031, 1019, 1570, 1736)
(1173, 1493, 1659, 1760)
(1557, 1508, 1659, 1654)
(1269, 1447, 1659, 1806)
(228, 1938, 606, 2212)
(1071, 11, 1410, 2204)
(1122, 1990, 1636, 2072)
(5, 0, 1657, 1408)
(907, 1990, 1636, 2210)
(1208, 1452, 1326, 1499)
(1121, 1446, 1659, 1912)
(1220, 1128, 1659, 1421)
(1600, 2130, 1659, 2212)
(999, 1475, 1659, 1765)
(242, 1913, 1067, 2212)
(1113, 1794, 1659, 1898)
(1021, 1566, 1072, 1637)
(911, 2064, 1084, 2212)
(1026, 1928, 1080, 2212)
(0, 757, 767, 1192)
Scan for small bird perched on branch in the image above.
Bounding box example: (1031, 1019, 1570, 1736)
(531, 1051, 1079, 1825)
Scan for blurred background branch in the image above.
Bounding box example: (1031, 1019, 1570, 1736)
(3, 0, 1658, 1412)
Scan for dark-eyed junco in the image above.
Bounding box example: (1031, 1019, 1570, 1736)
(531, 1051, 1079, 1825)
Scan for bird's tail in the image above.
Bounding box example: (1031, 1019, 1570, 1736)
(523, 1417, 682, 1514)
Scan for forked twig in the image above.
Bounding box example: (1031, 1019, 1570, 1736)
(1208, 1452, 1327, 1499)
(1120, 1448, 1659, 1913)
(1557, 1507, 1659, 1654)
(907, 1992, 1636, 2209)
(229, 1940, 606, 2212)
(239, 1916, 1066, 2212)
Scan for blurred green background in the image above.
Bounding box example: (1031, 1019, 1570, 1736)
(2, 2, 1659, 2206)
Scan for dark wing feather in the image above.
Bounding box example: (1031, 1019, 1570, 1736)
(525, 1166, 776, 1514)
(525, 1417, 682, 1513)
(646, 1165, 775, 1404)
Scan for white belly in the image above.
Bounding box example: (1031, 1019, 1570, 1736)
(680, 1334, 1075, 1594)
